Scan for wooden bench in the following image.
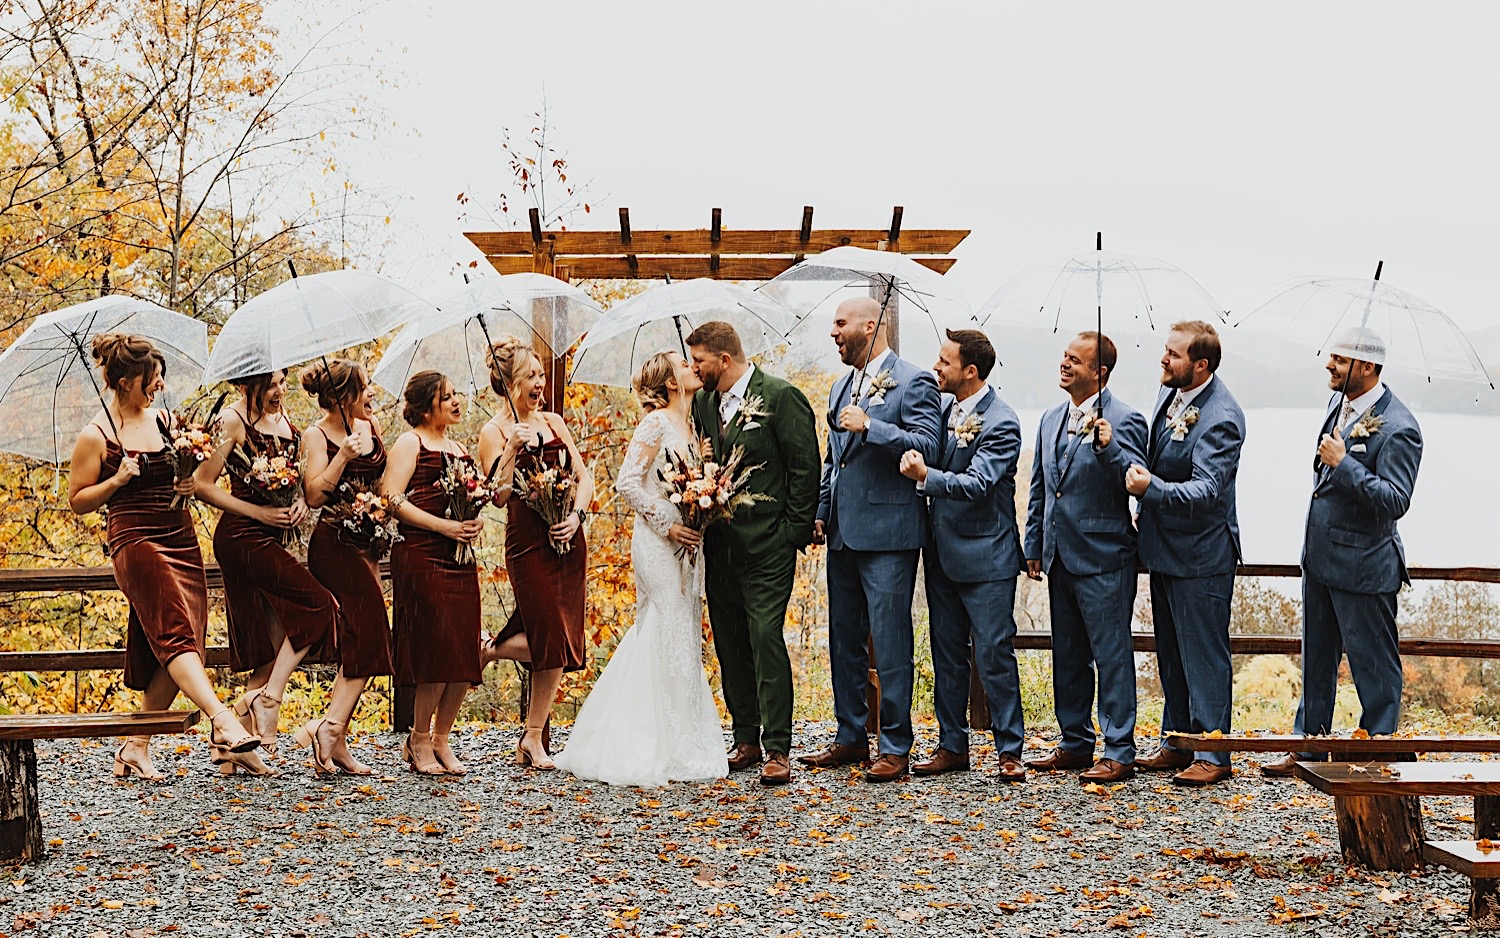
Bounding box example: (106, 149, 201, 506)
(1424, 839, 1500, 928)
(1292, 762, 1500, 872)
(1167, 732, 1500, 757)
(0, 710, 200, 863)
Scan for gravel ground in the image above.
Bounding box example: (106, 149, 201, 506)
(2, 722, 1483, 937)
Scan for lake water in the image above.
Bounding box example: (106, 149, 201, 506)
(1011, 406, 1495, 568)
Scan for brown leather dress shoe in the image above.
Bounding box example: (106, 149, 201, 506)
(1173, 760, 1232, 786)
(760, 751, 791, 786)
(726, 743, 763, 773)
(797, 742, 873, 768)
(1134, 747, 1194, 772)
(1079, 758, 1135, 783)
(863, 753, 909, 783)
(1259, 755, 1298, 778)
(911, 748, 970, 776)
(1024, 748, 1093, 772)
(996, 756, 1027, 783)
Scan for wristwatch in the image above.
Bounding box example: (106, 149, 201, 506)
(575, 507, 590, 523)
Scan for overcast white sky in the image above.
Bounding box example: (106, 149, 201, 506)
(351, 0, 1500, 339)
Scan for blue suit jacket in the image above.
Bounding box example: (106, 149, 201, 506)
(922, 386, 1023, 583)
(1024, 388, 1148, 577)
(817, 354, 943, 552)
(1301, 386, 1422, 594)
(1136, 376, 1245, 578)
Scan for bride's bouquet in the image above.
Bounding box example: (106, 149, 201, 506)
(434, 452, 495, 563)
(657, 437, 769, 560)
(322, 479, 402, 559)
(225, 435, 302, 546)
(516, 455, 579, 556)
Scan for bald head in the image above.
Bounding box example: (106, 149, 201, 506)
(830, 296, 890, 367)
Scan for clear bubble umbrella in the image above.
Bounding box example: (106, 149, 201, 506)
(570, 279, 797, 388)
(372, 273, 603, 409)
(0, 297, 208, 463)
(977, 233, 1225, 408)
(204, 267, 436, 384)
(1231, 261, 1494, 389)
(760, 245, 974, 396)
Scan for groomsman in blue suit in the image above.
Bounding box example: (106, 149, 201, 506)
(1127, 320, 1245, 787)
(1263, 329, 1422, 777)
(802, 297, 943, 783)
(1023, 333, 1148, 783)
(896, 329, 1027, 782)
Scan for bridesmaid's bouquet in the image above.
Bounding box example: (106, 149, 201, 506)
(515, 458, 579, 556)
(657, 437, 769, 560)
(226, 435, 302, 546)
(323, 479, 402, 559)
(156, 411, 217, 508)
(435, 452, 495, 563)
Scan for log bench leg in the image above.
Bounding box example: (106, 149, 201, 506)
(1475, 796, 1500, 926)
(0, 738, 42, 864)
(1332, 793, 1424, 871)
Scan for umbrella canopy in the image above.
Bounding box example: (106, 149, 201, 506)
(371, 274, 602, 398)
(0, 297, 208, 462)
(204, 269, 435, 384)
(570, 279, 797, 388)
(1232, 263, 1493, 387)
(762, 244, 973, 332)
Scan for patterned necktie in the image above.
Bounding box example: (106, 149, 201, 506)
(1165, 394, 1184, 422)
(1337, 401, 1356, 434)
(1067, 406, 1085, 436)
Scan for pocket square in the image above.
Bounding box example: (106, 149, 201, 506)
(742, 421, 760, 430)
(1350, 443, 1367, 453)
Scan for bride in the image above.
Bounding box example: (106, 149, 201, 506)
(553, 352, 729, 786)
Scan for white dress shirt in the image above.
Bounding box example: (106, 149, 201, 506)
(718, 364, 757, 425)
(949, 386, 989, 428)
(851, 348, 893, 402)
(1166, 374, 1214, 419)
(1067, 391, 1100, 435)
(1338, 382, 1385, 433)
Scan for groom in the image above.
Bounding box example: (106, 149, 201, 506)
(686, 321, 820, 786)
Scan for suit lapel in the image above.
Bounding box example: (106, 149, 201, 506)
(721, 368, 762, 454)
(1057, 389, 1107, 483)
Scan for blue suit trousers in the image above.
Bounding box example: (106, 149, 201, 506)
(924, 557, 1024, 757)
(1151, 571, 1234, 767)
(828, 546, 919, 756)
(1293, 575, 1402, 760)
(1049, 564, 1138, 764)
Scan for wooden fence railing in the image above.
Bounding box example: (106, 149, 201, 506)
(2, 563, 1498, 730)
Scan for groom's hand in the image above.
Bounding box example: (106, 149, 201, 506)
(811, 519, 826, 546)
(898, 450, 927, 483)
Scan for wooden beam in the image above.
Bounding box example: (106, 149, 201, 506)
(889, 205, 904, 242)
(0, 709, 200, 741)
(618, 208, 637, 276)
(479, 254, 957, 280)
(795, 206, 813, 263)
(709, 207, 722, 274)
(465, 228, 970, 257)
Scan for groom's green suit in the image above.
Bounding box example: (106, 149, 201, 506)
(693, 366, 820, 755)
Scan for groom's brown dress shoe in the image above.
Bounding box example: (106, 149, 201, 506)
(863, 754, 908, 783)
(1024, 748, 1093, 772)
(911, 748, 969, 776)
(726, 743, 763, 773)
(1259, 755, 1298, 778)
(1079, 759, 1135, 783)
(1135, 747, 1194, 772)
(797, 742, 872, 768)
(760, 752, 791, 786)
(1172, 760, 1232, 786)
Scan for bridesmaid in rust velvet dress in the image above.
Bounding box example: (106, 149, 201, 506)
(383, 370, 483, 775)
(67, 334, 265, 779)
(478, 335, 592, 771)
(195, 369, 339, 761)
(296, 359, 392, 775)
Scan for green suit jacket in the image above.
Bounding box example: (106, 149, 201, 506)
(692, 367, 821, 558)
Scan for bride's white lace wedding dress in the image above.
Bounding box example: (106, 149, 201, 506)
(553, 410, 729, 786)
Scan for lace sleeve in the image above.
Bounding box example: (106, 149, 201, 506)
(617, 412, 678, 537)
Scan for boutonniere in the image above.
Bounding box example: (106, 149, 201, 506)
(863, 369, 898, 406)
(736, 394, 770, 431)
(1346, 410, 1383, 440)
(1167, 405, 1200, 442)
(1076, 412, 1099, 444)
(951, 411, 983, 448)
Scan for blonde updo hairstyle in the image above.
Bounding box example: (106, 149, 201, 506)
(300, 358, 367, 411)
(91, 333, 166, 394)
(487, 334, 542, 400)
(632, 351, 677, 413)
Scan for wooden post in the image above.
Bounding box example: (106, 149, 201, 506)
(1477, 796, 1500, 924)
(1332, 794, 1426, 871)
(0, 739, 42, 863)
